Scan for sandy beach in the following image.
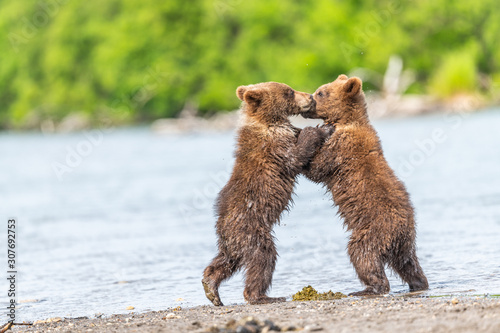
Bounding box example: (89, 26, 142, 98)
(7, 295, 500, 333)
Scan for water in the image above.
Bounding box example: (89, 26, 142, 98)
(1, 109, 500, 322)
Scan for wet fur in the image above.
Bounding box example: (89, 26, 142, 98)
(303, 75, 429, 295)
(203, 82, 327, 305)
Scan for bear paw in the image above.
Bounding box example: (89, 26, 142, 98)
(202, 278, 224, 306)
(247, 296, 286, 305)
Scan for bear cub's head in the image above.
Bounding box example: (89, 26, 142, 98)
(303, 75, 367, 125)
(236, 82, 315, 124)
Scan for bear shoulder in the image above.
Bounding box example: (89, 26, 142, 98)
(334, 124, 381, 156)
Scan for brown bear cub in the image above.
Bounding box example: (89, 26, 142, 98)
(302, 75, 429, 296)
(203, 82, 330, 306)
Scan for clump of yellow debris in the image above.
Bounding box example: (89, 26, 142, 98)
(292, 285, 347, 301)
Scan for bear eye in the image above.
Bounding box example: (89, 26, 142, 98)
(318, 91, 324, 97)
(287, 89, 295, 98)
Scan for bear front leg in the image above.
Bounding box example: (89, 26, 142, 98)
(299, 125, 335, 181)
(243, 236, 286, 305)
(292, 126, 331, 173)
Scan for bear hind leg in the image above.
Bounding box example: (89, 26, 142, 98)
(348, 237, 390, 296)
(243, 239, 286, 305)
(202, 253, 241, 306)
(390, 248, 429, 292)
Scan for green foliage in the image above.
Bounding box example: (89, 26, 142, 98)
(429, 48, 478, 98)
(0, 0, 499, 129)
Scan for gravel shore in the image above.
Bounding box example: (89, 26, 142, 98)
(7, 296, 500, 333)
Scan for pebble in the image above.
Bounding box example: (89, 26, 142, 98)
(205, 316, 297, 333)
(166, 313, 182, 320)
(238, 317, 259, 326)
(304, 324, 323, 331)
(451, 298, 459, 305)
(236, 325, 258, 333)
(19, 299, 40, 303)
(263, 319, 280, 331)
(34, 317, 63, 324)
(126, 306, 135, 310)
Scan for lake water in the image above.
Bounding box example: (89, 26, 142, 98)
(1, 109, 500, 322)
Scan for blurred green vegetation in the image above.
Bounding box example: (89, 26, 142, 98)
(429, 47, 478, 98)
(0, 0, 499, 129)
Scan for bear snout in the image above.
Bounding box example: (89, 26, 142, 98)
(297, 93, 315, 112)
(309, 94, 316, 109)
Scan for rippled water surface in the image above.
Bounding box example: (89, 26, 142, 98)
(1, 109, 500, 321)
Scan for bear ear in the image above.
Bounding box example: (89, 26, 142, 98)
(236, 86, 247, 101)
(242, 89, 264, 108)
(343, 77, 362, 97)
(337, 74, 348, 80)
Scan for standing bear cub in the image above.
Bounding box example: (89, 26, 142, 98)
(203, 82, 329, 306)
(303, 75, 429, 295)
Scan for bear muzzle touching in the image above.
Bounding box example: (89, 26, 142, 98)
(300, 95, 320, 119)
(302, 75, 364, 124)
(296, 92, 316, 113)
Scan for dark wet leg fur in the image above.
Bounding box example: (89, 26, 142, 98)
(390, 249, 429, 292)
(202, 253, 241, 306)
(348, 238, 390, 296)
(242, 237, 285, 305)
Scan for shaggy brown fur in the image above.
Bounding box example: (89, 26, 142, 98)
(203, 82, 330, 306)
(302, 75, 429, 295)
